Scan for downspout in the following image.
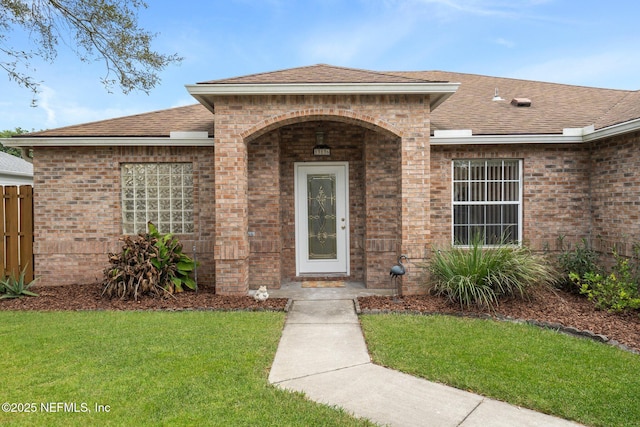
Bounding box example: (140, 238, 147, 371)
(20, 147, 33, 163)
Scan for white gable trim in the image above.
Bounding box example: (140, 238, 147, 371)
(187, 82, 460, 111)
(1, 137, 214, 147)
(432, 119, 640, 145)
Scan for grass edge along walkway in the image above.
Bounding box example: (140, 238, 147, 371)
(360, 313, 640, 427)
(0, 311, 376, 426)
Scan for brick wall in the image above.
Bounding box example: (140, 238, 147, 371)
(590, 131, 640, 256)
(364, 130, 401, 287)
(33, 145, 216, 287)
(277, 120, 367, 283)
(215, 93, 430, 294)
(430, 143, 591, 252)
(248, 131, 281, 288)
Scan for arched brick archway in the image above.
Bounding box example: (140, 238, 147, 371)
(213, 95, 430, 296)
(241, 108, 403, 142)
(245, 116, 403, 290)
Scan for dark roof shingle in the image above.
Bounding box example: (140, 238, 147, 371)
(16, 66, 639, 138)
(198, 64, 442, 85)
(22, 104, 213, 138)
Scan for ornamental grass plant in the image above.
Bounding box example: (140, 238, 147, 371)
(428, 235, 556, 310)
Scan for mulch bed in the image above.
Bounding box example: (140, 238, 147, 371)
(358, 286, 640, 353)
(1, 283, 639, 353)
(0, 283, 288, 312)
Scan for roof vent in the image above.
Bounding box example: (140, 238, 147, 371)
(492, 88, 504, 101)
(511, 98, 532, 107)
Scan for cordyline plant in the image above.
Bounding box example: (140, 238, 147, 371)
(102, 222, 197, 300)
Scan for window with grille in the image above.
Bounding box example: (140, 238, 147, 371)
(452, 159, 522, 245)
(121, 163, 194, 234)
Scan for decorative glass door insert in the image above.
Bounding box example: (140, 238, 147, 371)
(307, 174, 337, 259)
(295, 162, 349, 275)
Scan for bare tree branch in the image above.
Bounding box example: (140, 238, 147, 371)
(0, 0, 182, 102)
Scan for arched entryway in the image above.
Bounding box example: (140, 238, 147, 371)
(247, 116, 403, 290)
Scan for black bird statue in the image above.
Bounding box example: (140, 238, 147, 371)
(390, 254, 408, 301)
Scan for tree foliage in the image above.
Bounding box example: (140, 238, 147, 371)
(0, 0, 182, 100)
(0, 128, 29, 157)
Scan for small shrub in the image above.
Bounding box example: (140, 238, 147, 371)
(556, 238, 600, 293)
(0, 267, 38, 299)
(102, 222, 197, 300)
(570, 251, 640, 313)
(428, 236, 555, 310)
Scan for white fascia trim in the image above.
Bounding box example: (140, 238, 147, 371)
(583, 117, 640, 142)
(186, 82, 460, 96)
(0, 137, 215, 147)
(432, 118, 640, 145)
(431, 133, 584, 145)
(0, 170, 33, 179)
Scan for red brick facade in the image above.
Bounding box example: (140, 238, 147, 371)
(213, 94, 428, 295)
(33, 146, 216, 287)
(589, 131, 640, 256)
(27, 88, 640, 296)
(430, 144, 591, 252)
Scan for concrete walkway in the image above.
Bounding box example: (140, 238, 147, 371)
(267, 287, 583, 427)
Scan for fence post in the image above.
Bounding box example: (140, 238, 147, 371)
(4, 186, 19, 278)
(0, 187, 4, 277)
(19, 185, 34, 282)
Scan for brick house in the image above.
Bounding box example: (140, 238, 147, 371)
(5, 64, 640, 295)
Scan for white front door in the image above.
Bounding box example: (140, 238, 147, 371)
(295, 162, 349, 275)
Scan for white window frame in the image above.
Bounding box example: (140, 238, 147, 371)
(451, 159, 523, 246)
(121, 163, 194, 235)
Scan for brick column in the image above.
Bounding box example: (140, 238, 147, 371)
(214, 136, 250, 295)
(399, 104, 430, 295)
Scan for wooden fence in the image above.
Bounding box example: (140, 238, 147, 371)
(1, 186, 33, 282)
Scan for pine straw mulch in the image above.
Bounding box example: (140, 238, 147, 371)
(1, 283, 639, 353)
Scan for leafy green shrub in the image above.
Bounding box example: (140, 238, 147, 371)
(103, 222, 197, 300)
(428, 236, 555, 310)
(556, 238, 600, 293)
(570, 251, 640, 313)
(0, 267, 38, 299)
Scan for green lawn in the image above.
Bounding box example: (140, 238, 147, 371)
(360, 313, 640, 427)
(0, 311, 374, 426)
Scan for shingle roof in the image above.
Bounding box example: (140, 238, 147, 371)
(595, 90, 640, 129)
(0, 151, 33, 175)
(23, 104, 213, 138)
(392, 71, 634, 135)
(15, 65, 639, 138)
(198, 64, 441, 85)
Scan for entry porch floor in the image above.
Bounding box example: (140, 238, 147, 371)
(264, 281, 393, 300)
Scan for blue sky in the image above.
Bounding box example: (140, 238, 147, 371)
(2, 0, 640, 132)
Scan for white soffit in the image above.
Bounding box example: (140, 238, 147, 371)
(186, 82, 461, 110)
(170, 131, 209, 139)
(431, 122, 640, 145)
(0, 137, 214, 147)
(433, 129, 472, 138)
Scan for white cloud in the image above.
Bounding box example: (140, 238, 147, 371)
(410, 0, 521, 17)
(298, 8, 417, 65)
(494, 37, 516, 48)
(171, 98, 198, 108)
(508, 50, 640, 89)
(37, 86, 58, 127)
(32, 85, 150, 129)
